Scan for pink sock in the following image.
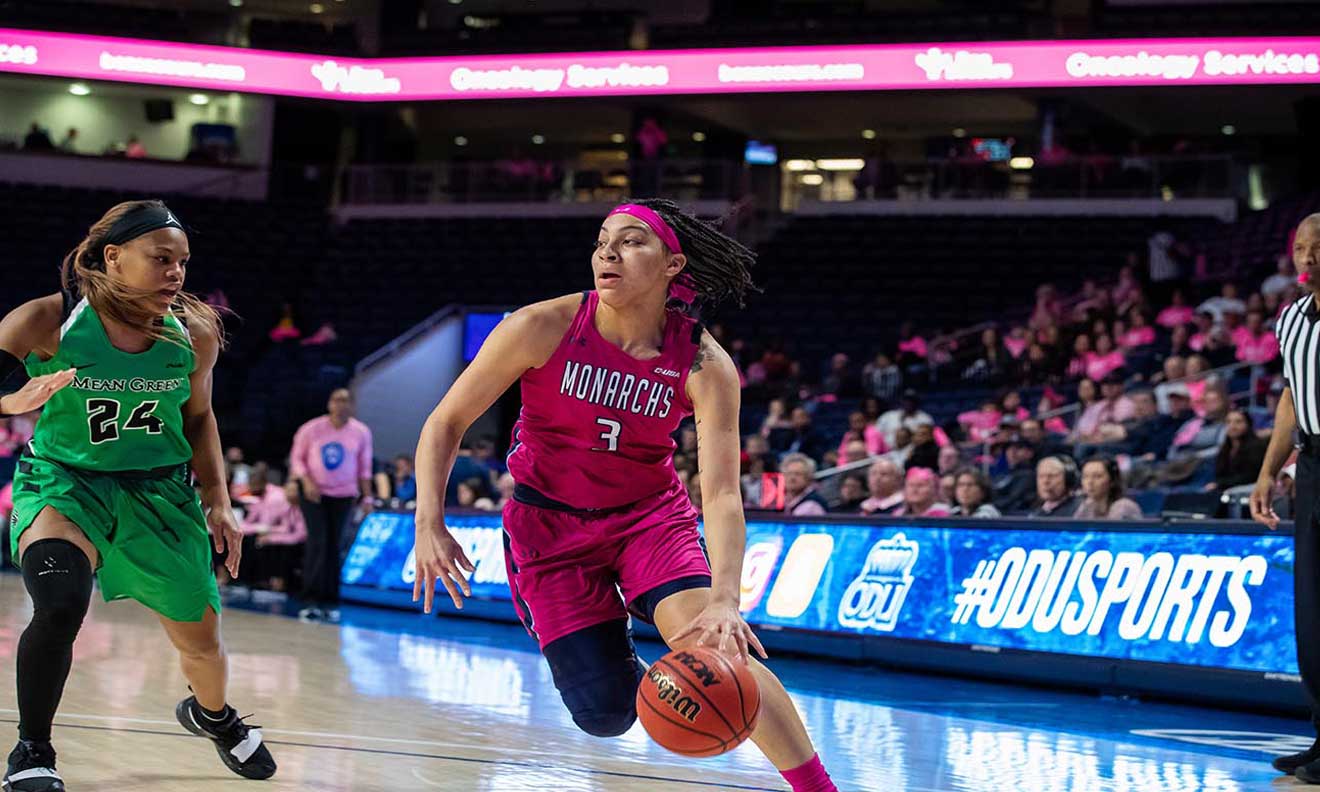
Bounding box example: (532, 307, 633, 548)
(780, 753, 837, 792)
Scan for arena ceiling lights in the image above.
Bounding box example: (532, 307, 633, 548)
(1, 28, 1319, 102)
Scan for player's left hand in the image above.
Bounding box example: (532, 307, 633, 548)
(670, 600, 768, 665)
(206, 503, 243, 579)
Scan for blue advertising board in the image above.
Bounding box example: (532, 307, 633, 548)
(342, 512, 1297, 677)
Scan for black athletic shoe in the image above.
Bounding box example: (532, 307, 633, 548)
(3, 740, 63, 792)
(1295, 756, 1320, 784)
(1275, 740, 1320, 774)
(175, 697, 276, 780)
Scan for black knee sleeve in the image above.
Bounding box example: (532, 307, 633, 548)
(21, 539, 93, 640)
(17, 539, 93, 742)
(543, 620, 645, 738)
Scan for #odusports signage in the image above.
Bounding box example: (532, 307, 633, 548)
(342, 511, 1298, 677)
(2, 27, 1320, 101)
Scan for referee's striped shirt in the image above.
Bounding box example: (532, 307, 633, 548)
(1279, 293, 1320, 434)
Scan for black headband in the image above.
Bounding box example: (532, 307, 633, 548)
(100, 204, 185, 256)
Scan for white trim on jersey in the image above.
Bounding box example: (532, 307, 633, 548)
(59, 297, 89, 341)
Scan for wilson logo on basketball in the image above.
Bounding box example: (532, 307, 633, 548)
(672, 651, 722, 688)
(646, 667, 702, 723)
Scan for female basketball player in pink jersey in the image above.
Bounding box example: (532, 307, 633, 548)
(412, 200, 836, 792)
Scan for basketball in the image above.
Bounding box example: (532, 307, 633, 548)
(636, 647, 761, 757)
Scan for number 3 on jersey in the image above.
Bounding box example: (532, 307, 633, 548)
(595, 417, 622, 452)
(87, 399, 165, 445)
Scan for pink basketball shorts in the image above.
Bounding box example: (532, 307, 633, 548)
(501, 480, 712, 649)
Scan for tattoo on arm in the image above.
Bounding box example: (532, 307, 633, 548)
(690, 338, 709, 374)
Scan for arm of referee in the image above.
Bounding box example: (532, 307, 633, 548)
(1250, 386, 1296, 529)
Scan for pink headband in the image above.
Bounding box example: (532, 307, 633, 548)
(608, 203, 697, 305)
(906, 467, 937, 483)
(608, 204, 683, 254)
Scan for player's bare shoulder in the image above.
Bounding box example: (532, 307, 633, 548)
(689, 329, 736, 379)
(0, 293, 65, 360)
(498, 293, 583, 369)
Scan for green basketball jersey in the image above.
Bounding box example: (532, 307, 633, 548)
(25, 298, 194, 472)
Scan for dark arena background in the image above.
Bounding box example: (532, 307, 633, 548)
(2, 0, 1320, 789)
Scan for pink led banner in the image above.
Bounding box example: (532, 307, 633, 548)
(1, 27, 1318, 101)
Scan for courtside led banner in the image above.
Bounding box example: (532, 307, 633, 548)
(342, 512, 1297, 675)
(2, 28, 1320, 100)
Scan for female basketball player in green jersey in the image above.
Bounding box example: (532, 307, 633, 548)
(0, 201, 276, 790)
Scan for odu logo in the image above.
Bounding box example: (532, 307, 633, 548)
(837, 533, 920, 632)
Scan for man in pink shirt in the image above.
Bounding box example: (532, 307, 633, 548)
(288, 388, 374, 621)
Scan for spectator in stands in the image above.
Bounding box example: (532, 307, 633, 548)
(951, 469, 1001, 518)
(1262, 254, 1296, 300)
(821, 352, 858, 401)
(1113, 264, 1143, 312)
(1030, 284, 1063, 329)
(895, 467, 950, 517)
(1185, 354, 1216, 413)
(1188, 311, 1215, 352)
(994, 438, 1038, 514)
(1119, 389, 1184, 462)
(22, 122, 52, 151)
(759, 397, 793, 437)
(374, 454, 417, 504)
(965, 327, 1011, 383)
(884, 426, 914, 469)
(125, 134, 147, 159)
(1074, 372, 1137, 445)
(495, 473, 515, 509)
(770, 406, 828, 462)
(238, 462, 307, 591)
(1075, 457, 1143, 519)
(837, 410, 885, 458)
(906, 422, 940, 472)
(742, 434, 774, 506)
(1236, 309, 1280, 366)
(1031, 456, 1082, 517)
(957, 399, 1002, 445)
(1119, 308, 1156, 350)
(1020, 418, 1068, 459)
(1004, 326, 1030, 359)
(269, 302, 302, 342)
(288, 387, 374, 621)
(1073, 377, 1099, 425)
(896, 322, 928, 369)
(832, 474, 867, 513)
(877, 389, 932, 447)
(1213, 409, 1269, 491)
(1147, 228, 1182, 296)
(860, 458, 905, 515)
(457, 477, 496, 510)
(1021, 341, 1060, 385)
(780, 453, 828, 516)
(1166, 385, 1231, 470)
(58, 127, 78, 154)
(1157, 289, 1196, 329)
(1067, 334, 1092, 379)
(841, 439, 869, 467)
(1086, 334, 1126, 381)
(1199, 282, 1247, 325)
(938, 473, 956, 507)
(862, 351, 902, 404)
(938, 444, 962, 477)
(1162, 325, 1193, 366)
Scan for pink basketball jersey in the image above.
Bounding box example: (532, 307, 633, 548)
(506, 291, 702, 510)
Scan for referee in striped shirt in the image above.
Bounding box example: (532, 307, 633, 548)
(1253, 213, 1320, 782)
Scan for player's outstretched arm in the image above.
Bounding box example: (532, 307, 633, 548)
(0, 295, 73, 416)
(412, 296, 572, 613)
(672, 331, 767, 664)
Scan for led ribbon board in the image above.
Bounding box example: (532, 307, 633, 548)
(1, 28, 1319, 100)
(343, 512, 1296, 675)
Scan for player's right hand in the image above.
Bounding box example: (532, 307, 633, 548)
(1249, 477, 1280, 530)
(412, 516, 475, 614)
(1, 368, 75, 414)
